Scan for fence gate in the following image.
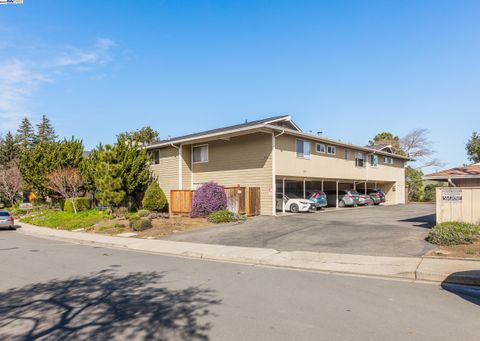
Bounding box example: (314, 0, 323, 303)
(246, 187, 261, 216)
(170, 190, 193, 214)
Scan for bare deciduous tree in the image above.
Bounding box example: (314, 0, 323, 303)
(0, 162, 23, 207)
(47, 167, 84, 213)
(400, 129, 445, 169)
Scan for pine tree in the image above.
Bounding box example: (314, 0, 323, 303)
(94, 145, 125, 209)
(34, 114, 57, 145)
(16, 117, 35, 150)
(0, 131, 20, 166)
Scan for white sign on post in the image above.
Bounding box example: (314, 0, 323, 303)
(441, 189, 463, 202)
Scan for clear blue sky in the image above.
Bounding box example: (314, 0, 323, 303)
(1, 1, 479, 171)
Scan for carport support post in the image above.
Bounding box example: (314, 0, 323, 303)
(321, 179, 324, 191)
(365, 182, 367, 195)
(336, 180, 339, 209)
(282, 178, 286, 214)
(303, 178, 306, 198)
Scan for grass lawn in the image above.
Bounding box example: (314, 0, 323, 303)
(21, 209, 108, 230)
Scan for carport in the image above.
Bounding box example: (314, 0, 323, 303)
(275, 177, 391, 214)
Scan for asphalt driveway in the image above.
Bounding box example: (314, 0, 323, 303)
(166, 204, 437, 257)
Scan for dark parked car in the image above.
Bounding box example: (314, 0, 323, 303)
(324, 190, 360, 207)
(306, 191, 328, 209)
(366, 189, 386, 204)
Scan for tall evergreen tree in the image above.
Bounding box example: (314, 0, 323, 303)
(94, 145, 125, 209)
(0, 131, 20, 166)
(19, 138, 84, 197)
(16, 117, 35, 150)
(34, 114, 57, 145)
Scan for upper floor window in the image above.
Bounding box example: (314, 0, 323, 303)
(370, 154, 378, 167)
(355, 152, 366, 167)
(149, 150, 160, 165)
(327, 145, 336, 155)
(296, 139, 311, 159)
(344, 149, 350, 160)
(193, 145, 208, 163)
(316, 143, 325, 153)
(383, 157, 393, 165)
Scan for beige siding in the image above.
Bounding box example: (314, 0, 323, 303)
(192, 133, 273, 215)
(150, 146, 179, 203)
(275, 134, 406, 204)
(181, 144, 192, 189)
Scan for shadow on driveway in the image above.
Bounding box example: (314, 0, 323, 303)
(0, 270, 220, 340)
(399, 213, 436, 229)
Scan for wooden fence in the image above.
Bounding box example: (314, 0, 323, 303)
(169, 186, 261, 216)
(170, 190, 193, 214)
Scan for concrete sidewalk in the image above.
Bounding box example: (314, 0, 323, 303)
(17, 222, 480, 286)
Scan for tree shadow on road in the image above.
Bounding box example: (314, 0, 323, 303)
(0, 270, 220, 340)
(441, 271, 480, 306)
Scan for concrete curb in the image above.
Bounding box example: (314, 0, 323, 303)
(16, 223, 480, 286)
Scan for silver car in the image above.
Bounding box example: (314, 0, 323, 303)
(324, 190, 360, 207)
(0, 211, 14, 229)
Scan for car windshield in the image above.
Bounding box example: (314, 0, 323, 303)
(0, 212, 10, 216)
(286, 193, 302, 199)
(349, 191, 360, 196)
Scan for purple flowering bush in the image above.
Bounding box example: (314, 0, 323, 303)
(190, 182, 227, 217)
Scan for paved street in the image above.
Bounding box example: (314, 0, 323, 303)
(1, 231, 479, 340)
(167, 204, 436, 257)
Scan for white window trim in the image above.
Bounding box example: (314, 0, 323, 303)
(370, 154, 378, 168)
(316, 143, 325, 154)
(383, 156, 393, 165)
(327, 145, 336, 155)
(296, 139, 311, 159)
(355, 152, 366, 168)
(150, 149, 160, 165)
(192, 144, 209, 164)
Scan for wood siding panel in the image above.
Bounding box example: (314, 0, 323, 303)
(192, 133, 273, 215)
(150, 146, 179, 204)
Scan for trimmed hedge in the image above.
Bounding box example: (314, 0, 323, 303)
(190, 182, 227, 218)
(129, 218, 153, 231)
(142, 182, 167, 212)
(427, 222, 480, 245)
(64, 197, 91, 213)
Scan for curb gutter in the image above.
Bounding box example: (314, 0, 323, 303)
(17, 223, 480, 286)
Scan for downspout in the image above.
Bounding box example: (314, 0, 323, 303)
(170, 143, 183, 189)
(272, 130, 285, 215)
(447, 178, 456, 187)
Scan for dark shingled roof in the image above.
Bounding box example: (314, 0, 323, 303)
(151, 115, 291, 146)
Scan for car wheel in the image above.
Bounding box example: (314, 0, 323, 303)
(339, 200, 346, 208)
(290, 203, 299, 213)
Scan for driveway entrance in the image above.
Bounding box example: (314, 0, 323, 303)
(166, 204, 436, 257)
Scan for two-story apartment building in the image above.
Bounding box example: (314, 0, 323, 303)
(146, 115, 408, 215)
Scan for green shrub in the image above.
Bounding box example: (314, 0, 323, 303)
(64, 197, 91, 213)
(142, 182, 167, 211)
(207, 210, 245, 224)
(129, 218, 153, 231)
(20, 209, 106, 230)
(427, 222, 480, 245)
(113, 207, 128, 218)
(138, 209, 150, 218)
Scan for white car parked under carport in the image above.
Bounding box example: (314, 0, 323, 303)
(276, 193, 316, 213)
